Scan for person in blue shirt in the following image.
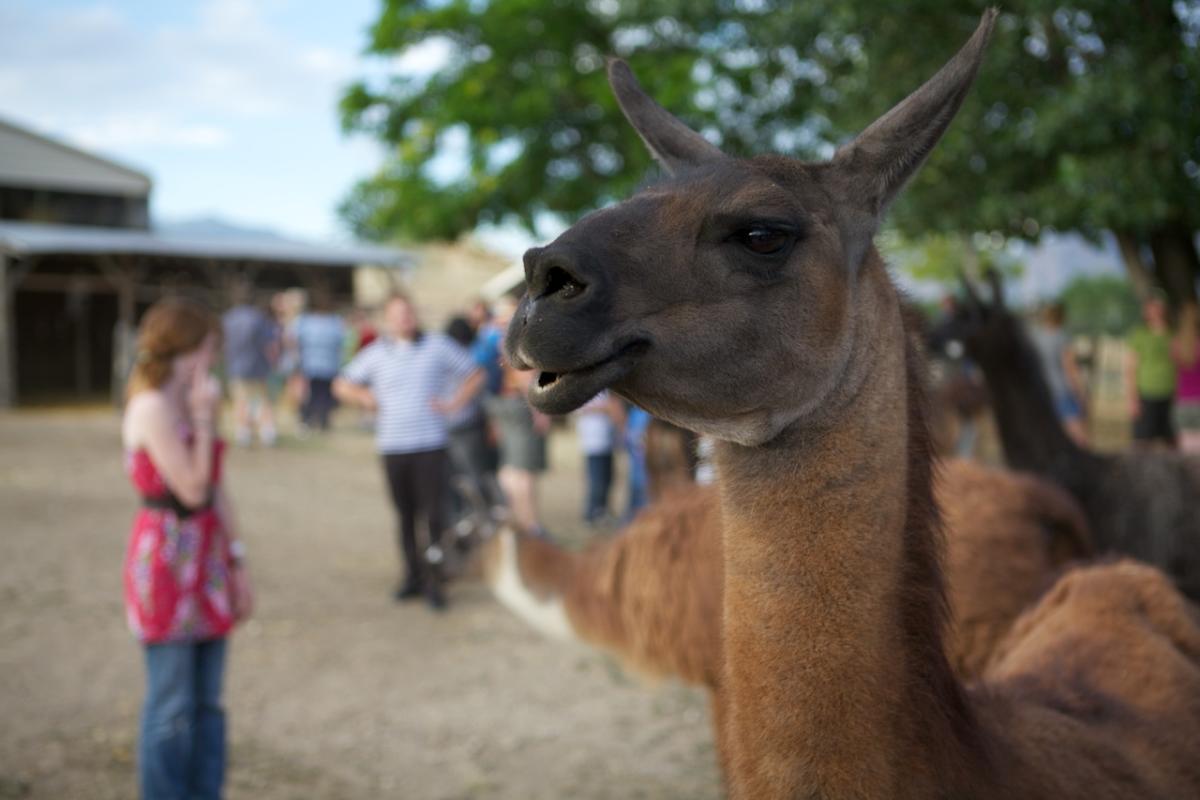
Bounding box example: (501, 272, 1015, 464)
(222, 298, 279, 447)
(292, 295, 346, 432)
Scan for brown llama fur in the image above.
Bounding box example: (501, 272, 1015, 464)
(483, 457, 1090, 686)
(940, 458, 1090, 676)
(484, 485, 724, 686)
(975, 559, 1200, 796)
(643, 418, 697, 499)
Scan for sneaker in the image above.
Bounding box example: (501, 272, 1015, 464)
(393, 578, 422, 602)
(425, 582, 447, 612)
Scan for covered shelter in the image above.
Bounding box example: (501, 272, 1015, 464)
(0, 117, 151, 230)
(0, 220, 412, 406)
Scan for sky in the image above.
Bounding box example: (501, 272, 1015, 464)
(0, 0, 438, 242)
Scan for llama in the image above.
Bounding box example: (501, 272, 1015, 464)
(483, 459, 1089, 684)
(952, 271, 1200, 600)
(504, 11, 1200, 798)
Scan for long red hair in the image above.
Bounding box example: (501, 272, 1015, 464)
(125, 297, 219, 400)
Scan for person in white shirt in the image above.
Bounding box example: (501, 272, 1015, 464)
(334, 294, 484, 610)
(575, 391, 625, 525)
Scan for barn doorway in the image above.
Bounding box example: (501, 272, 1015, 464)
(15, 288, 117, 404)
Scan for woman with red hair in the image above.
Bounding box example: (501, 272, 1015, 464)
(122, 297, 253, 799)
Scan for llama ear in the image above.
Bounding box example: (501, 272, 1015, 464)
(607, 58, 725, 175)
(985, 268, 1007, 309)
(830, 10, 997, 268)
(959, 272, 984, 311)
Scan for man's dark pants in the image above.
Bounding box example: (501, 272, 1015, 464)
(383, 449, 449, 593)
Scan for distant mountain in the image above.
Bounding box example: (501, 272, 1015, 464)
(155, 216, 291, 242)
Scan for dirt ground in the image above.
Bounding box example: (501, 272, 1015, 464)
(0, 409, 719, 799)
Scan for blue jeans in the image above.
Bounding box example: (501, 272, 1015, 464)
(625, 443, 648, 521)
(140, 639, 227, 800)
(584, 452, 614, 522)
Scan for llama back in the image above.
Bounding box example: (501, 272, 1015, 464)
(564, 485, 723, 685)
(979, 560, 1200, 799)
(482, 485, 724, 686)
(939, 459, 1091, 678)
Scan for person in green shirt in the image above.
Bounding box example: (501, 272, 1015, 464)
(1126, 295, 1178, 447)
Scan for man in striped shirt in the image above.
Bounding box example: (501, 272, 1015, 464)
(334, 294, 484, 610)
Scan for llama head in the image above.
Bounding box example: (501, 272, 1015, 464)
(507, 11, 997, 445)
(952, 268, 1027, 367)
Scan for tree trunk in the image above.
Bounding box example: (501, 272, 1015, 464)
(1149, 225, 1200, 310)
(1113, 230, 1155, 302)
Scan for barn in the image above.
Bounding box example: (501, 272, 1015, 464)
(0, 118, 411, 406)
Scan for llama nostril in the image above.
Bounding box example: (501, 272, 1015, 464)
(541, 265, 587, 301)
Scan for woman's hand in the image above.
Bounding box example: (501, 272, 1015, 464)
(231, 562, 255, 623)
(188, 337, 221, 426)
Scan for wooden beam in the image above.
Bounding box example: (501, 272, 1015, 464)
(112, 264, 138, 407)
(0, 254, 13, 407)
(68, 281, 92, 397)
(17, 273, 117, 293)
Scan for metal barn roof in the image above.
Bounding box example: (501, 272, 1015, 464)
(0, 220, 412, 268)
(0, 118, 153, 197)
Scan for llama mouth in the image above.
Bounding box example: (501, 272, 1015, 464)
(528, 340, 648, 415)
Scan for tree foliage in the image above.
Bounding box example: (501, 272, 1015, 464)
(342, 0, 1199, 300)
(1059, 274, 1141, 336)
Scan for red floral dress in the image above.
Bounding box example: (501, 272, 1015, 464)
(123, 438, 235, 643)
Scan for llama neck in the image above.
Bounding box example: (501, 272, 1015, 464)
(715, 267, 984, 799)
(976, 327, 1103, 500)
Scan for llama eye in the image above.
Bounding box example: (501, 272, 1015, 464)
(736, 227, 789, 256)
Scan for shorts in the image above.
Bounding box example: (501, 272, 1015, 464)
(1133, 395, 1176, 442)
(485, 395, 546, 473)
(1053, 391, 1082, 422)
(1174, 400, 1200, 435)
(230, 378, 269, 406)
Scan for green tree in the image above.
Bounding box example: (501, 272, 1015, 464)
(1059, 274, 1141, 336)
(342, 1, 1199, 302)
(885, 231, 1020, 286)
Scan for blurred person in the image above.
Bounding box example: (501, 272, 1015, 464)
(344, 307, 379, 357)
(483, 295, 552, 538)
(466, 297, 492, 336)
(1030, 302, 1089, 446)
(268, 291, 302, 424)
(222, 291, 278, 447)
(624, 404, 652, 520)
(444, 316, 504, 518)
(695, 436, 716, 486)
(293, 293, 345, 433)
(334, 294, 484, 610)
(1173, 302, 1200, 453)
(1127, 294, 1178, 448)
(472, 298, 507, 398)
(575, 391, 624, 525)
(122, 298, 253, 800)
(344, 307, 381, 431)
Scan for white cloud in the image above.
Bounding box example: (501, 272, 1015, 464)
(0, 0, 359, 145)
(393, 37, 455, 77)
(71, 114, 231, 150)
(0, 0, 425, 240)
